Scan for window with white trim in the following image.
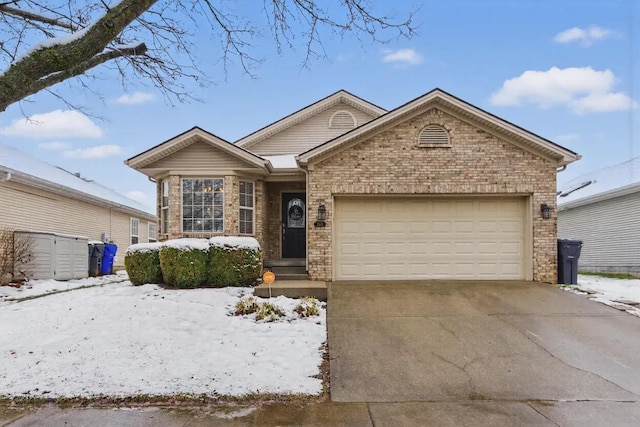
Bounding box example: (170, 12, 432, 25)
(182, 178, 224, 233)
(148, 223, 157, 242)
(161, 180, 169, 234)
(418, 125, 450, 147)
(329, 110, 357, 129)
(130, 218, 139, 245)
(239, 181, 254, 235)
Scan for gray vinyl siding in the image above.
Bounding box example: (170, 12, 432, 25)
(145, 141, 256, 170)
(247, 104, 378, 155)
(0, 180, 155, 268)
(558, 192, 640, 274)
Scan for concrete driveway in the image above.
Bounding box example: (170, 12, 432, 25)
(327, 280, 640, 423)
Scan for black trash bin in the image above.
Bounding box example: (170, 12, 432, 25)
(557, 239, 583, 285)
(88, 242, 105, 277)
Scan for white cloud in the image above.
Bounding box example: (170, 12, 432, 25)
(37, 141, 71, 151)
(490, 66, 637, 114)
(382, 48, 424, 66)
(116, 92, 155, 105)
(63, 145, 123, 159)
(0, 110, 103, 139)
(554, 26, 612, 46)
(126, 190, 148, 203)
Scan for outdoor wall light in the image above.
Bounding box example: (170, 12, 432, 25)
(314, 204, 327, 227)
(541, 203, 553, 220)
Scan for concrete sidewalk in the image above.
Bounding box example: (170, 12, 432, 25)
(4, 400, 640, 426)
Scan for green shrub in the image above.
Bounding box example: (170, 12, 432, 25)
(124, 243, 164, 286)
(208, 237, 262, 287)
(159, 239, 210, 288)
(294, 296, 320, 317)
(255, 302, 285, 322)
(234, 296, 261, 315)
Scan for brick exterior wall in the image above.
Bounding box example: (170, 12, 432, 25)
(307, 108, 558, 283)
(159, 175, 267, 244)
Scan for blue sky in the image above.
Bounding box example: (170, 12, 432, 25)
(0, 0, 638, 213)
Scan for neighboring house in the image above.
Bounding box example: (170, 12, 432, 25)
(558, 157, 640, 275)
(126, 89, 580, 283)
(0, 143, 157, 268)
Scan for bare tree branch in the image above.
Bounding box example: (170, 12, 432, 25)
(0, 0, 416, 114)
(0, 0, 159, 111)
(25, 43, 146, 102)
(0, 3, 75, 30)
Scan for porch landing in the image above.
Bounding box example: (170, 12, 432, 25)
(253, 280, 327, 301)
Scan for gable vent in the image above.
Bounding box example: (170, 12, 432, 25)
(418, 125, 450, 146)
(329, 110, 357, 129)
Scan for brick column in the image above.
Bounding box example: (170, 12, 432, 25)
(168, 175, 182, 239)
(224, 175, 239, 235)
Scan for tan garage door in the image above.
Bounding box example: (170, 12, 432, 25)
(334, 197, 527, 280)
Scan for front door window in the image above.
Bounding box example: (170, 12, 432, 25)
(287, 198, 305, 228)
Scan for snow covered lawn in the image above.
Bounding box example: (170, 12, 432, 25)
(0, 272, 128, 303)
(0, 280, 326, 399)
(562, 274, 640, 317)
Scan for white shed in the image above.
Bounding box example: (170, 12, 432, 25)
(15, 231, 88, 280)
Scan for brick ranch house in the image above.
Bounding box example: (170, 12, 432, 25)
(125, 89, 580, 283)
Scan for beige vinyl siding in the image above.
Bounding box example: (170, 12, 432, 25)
(558, 192, 640, 274)
(248, 104, 378, 156)
(144, 141, 257, 171)
(0, 180, 155, 267)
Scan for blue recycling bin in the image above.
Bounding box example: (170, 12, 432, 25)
(101, 243, 118, 275)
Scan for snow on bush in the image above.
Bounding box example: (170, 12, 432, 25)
(126, 242, 164, 254)
(163, 238, 210, 251)
(210, 236, 261, 250)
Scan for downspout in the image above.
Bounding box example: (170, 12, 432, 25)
(301, 165, 310, 274)
(0, 171, 11, 182)
(148, 176, 157, 183)
(556, 165, 567, 172)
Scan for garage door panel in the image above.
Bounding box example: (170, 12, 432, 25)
(335, 197, 526, 280)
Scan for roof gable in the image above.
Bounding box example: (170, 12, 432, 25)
(245, 102, 379, 156)
(235, 90, 387, 150)
(0, 143, 154, 216)
(297, 88, 580, 167)
(125, 126, 269, 172)
(558, 156, 640, 209)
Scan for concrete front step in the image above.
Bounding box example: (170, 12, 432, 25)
(267, 266, 306, 275)
(274, 273, 309, 281)
(264, 258, 306, 268)
(254, 280, 327, 301)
